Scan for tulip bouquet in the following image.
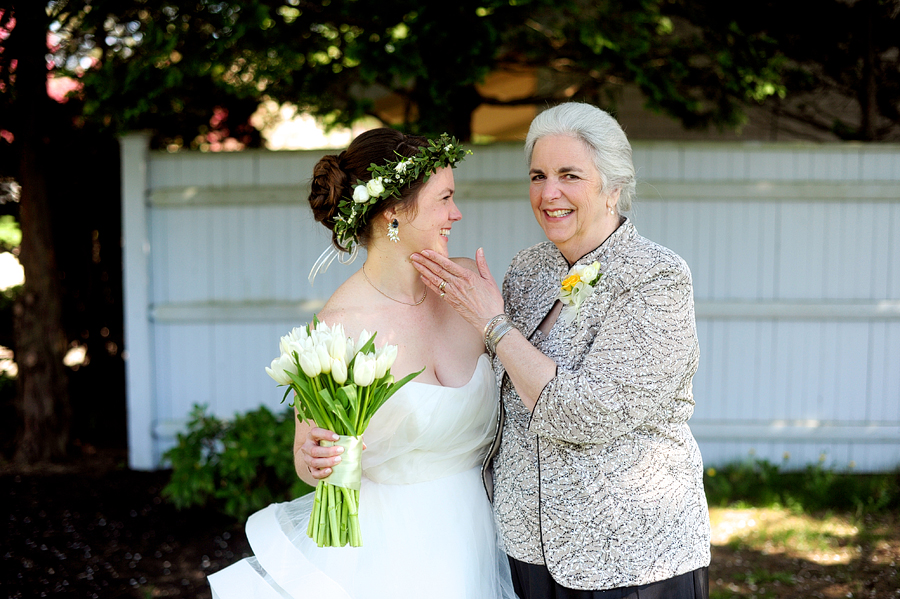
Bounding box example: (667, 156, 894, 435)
(265, 318, 421, 547)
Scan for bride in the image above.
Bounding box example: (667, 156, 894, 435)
(207, 128, 516, 598)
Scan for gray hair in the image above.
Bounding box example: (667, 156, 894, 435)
(525, 102, 635, 212)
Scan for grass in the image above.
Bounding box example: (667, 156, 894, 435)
(712, 506, 859, 561)
(705, 460, 900, 599)
(704, 459, 900, 515)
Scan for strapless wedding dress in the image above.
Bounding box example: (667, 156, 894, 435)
(208, 354, 517, 598)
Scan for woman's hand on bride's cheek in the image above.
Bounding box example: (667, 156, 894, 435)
(302, 427, 343, 479)
(411, 247, 504, 330)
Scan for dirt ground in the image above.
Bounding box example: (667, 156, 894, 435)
(2, 448, 899, 598)
(3, 449, 239, 599)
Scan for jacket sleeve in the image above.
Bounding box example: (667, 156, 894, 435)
(528, 256, 698, 447)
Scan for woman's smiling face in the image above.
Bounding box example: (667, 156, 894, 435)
(397, 167, 461, 257)
(529, 134, 619, 264)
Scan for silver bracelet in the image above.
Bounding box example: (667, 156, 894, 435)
(483, 314, 507, 338)
(483, 314, 508, 350)
(485, 315, 515, 357)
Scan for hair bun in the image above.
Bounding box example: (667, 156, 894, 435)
(308, 153, 349, 230)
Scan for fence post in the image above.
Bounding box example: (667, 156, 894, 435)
(120, 132, 155, 470)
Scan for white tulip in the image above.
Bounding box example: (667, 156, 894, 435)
(314, 333, 331, 355)
(330, 322, 346, 341)
(331, 357, 348, 385)
(329, 333, 347, 362)
(281, 327, 309, 353)
(352, 185, 369, 203)
(380, 344, 398, 368)
(299, 351, 321, 378)
(353, 353, 376, 387)
(316, 345, 332, 374)
(265, 353, 294, 385)
(374, 345, 398, 379)
(287, 340, 308, 360)
(355, 329, 372, 352)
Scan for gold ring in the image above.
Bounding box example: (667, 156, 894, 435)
(438, 280, 447, 291)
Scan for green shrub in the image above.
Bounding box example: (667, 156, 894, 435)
(162, 404, 313, 521)
(0, 214, 21, 252)
(704, 459, 900, 515)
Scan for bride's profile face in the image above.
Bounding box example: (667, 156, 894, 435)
(398, 167, 461, 257)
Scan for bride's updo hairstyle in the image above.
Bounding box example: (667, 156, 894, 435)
(308, 128, 430, 250)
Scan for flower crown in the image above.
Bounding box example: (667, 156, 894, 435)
(332, 133, 471, 253)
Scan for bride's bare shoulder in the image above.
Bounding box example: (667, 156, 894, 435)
(315, 276, 382, 338)
(451, 256, 478, 273)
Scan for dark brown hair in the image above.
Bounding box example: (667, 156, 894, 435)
(308, 128, 430, 250)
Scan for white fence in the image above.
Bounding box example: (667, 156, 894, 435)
(121, 134, 900, 472)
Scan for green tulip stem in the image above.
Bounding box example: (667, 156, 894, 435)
(340, 494, 349, 546)
(342, 487, 362, 547)
(357, 385, 372, 432)
(316, 484, 327, 547)
(326, 483, 340, 544)
(308, 484, 320, 538)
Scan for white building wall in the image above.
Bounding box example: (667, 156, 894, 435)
(121, 136, 900, 471)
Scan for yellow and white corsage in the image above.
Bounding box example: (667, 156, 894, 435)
(558, 261, 602, 324)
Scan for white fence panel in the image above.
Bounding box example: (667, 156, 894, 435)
(121, 136, 900, 472)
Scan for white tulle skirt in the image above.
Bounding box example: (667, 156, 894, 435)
(208, 467, 517, 599)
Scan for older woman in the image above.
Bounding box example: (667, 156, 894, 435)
(411, 102, 711, 598)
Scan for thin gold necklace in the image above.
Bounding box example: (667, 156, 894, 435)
(362, 266, 427, 306)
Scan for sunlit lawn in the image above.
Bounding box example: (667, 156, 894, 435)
(709, 506, 899, 599)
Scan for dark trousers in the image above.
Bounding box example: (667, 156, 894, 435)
(508, 557, 709, 599)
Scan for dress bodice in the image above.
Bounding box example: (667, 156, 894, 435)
(361, 354, 498, 485)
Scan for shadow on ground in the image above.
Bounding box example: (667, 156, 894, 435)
(3, 449, 898, 598)
(3, 448, 250, 599)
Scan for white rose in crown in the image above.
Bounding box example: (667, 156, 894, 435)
(352, 185, 370, 203)
(365, 177, 385, 197)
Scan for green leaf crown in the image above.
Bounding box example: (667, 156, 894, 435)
(332, 133, 471, 253)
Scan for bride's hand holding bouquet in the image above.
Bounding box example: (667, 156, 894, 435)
(266, 318, 422, 547)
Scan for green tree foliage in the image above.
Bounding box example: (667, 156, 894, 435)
(670, 0, 900, 140)
(43, 0, 794, 144)
(6, 0, 899, 145)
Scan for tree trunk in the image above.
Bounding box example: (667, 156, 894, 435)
(412, 83, 481, 141)
(858, 0, 877, 140)
(12, 2, 71, 464)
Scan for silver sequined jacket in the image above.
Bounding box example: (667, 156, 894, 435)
(482, 218, 711, 591)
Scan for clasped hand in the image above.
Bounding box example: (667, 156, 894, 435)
(300, 427, 343, 480)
